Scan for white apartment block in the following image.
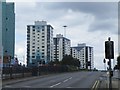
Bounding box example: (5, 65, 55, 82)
(71, 43, 94, 70)
(53, 34, 71, 61)
(27, 21, 54, 67)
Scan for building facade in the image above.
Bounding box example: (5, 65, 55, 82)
(53, 34, 71, 61)
(27, 21, 54, 67)
(71, 43, 94, 70)
(0, 1, 15, 67)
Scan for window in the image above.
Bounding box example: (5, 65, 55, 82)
(38, 37, 39, 39)
(33, 33, 35, 34)
(42, 46, 44, 48)
(33, 39, 35, 41)
(42, 36, 44, 38)
(32, 46, 35, 48)
(42, 56, 44, 58)
(6, 17, 8, 20)
(33, 26, 35, 28)
(42, 29, 44, 31)
(32, 49, 35, 51)
(32, 53, 35, 55)
(37, 27, 40, 29)
(6, 28, 8, 31)
(33, 29, 35, 31)
(42, 39, 44, 41)
(37, 40, 39, 42)
(37, 47, 39, 49)
(37, 30, 40, 32)
(32, 56, 35, 58)
(42, 49, 44, 51)
(37, 50, 40, 52)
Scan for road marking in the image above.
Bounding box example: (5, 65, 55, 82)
(50, 82, 61, 88)
(63, 79, 69, 82)
(63, 77, 72, 82)
(5, 85, 12, 88)
(69, 77, 72, 80)
(91, 80, 100, 90)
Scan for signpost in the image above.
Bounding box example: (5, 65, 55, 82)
(105, 37, 114, 90)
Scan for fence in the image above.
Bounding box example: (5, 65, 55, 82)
(2, 65, 69, 80)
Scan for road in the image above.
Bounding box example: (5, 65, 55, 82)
(3, 71, 104, 89)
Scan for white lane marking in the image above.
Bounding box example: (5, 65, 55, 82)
(63, 77, 72, 83)
(50, 82, 61, 88)
(69, 77, 72, 80)
(63, 79, 69, 82)
(5, 85, 12, 88)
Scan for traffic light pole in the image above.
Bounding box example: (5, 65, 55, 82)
(109, 58, 112, 90)
(108, 38, 112, 90)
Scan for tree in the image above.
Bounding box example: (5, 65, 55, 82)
(60, 55, 80, 67)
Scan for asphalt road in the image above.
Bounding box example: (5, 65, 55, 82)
(3, 71, 104, 89)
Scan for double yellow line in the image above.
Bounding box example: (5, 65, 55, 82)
(91, 80, 100, 90)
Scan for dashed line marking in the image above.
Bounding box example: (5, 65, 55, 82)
(63, 79, 69, 82)
(50, 82, 61, 88)
(69, 77, 72, 80)
(50, 77, 73, 88)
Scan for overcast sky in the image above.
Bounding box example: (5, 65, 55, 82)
(6, 0, 119, 70)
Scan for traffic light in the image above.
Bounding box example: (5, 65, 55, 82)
(105, 41, 114, 59)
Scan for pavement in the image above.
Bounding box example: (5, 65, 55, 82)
(98, 70, 120, 90)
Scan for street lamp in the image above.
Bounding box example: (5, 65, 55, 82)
(63, 25, 67, 38)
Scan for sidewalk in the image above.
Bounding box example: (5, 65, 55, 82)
(99, 70, 120, 89)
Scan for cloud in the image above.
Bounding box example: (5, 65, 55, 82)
(37, 2, 118, 34)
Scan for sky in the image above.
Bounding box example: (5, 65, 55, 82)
(6, 0, 119, 70)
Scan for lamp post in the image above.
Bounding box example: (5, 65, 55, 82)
(63, 25, 67, 38)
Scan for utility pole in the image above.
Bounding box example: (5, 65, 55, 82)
(63, 25, 67, 38)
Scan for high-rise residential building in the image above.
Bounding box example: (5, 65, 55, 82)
(71, 43, 94, 70)
(53, 34, 71, 61)
(27, 21, 54, 67)
(0, 1, 15, 67)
